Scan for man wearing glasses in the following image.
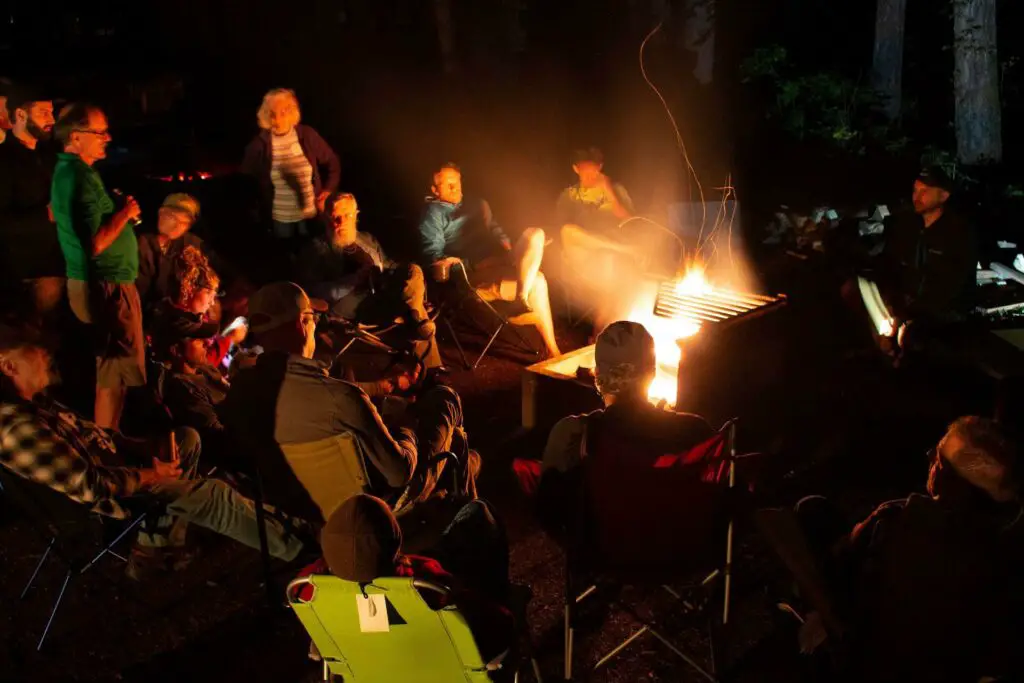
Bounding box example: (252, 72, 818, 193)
(51, 103, 143, 430)
(222, 281, 475, 526)
(298, 192, 440, 369)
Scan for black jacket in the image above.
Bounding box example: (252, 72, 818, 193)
(880, 209, 977, 321)
(0, 138, 64, 279)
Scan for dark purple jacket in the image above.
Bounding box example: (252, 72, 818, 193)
(241, 124, 341, 223)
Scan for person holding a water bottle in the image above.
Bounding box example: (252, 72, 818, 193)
(51, 103, 145, 430)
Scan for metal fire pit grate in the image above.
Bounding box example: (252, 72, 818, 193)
(653, 280, 787, 325)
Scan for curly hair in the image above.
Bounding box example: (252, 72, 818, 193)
(175, 246, 220, 306)
(256, 88, 300, 131)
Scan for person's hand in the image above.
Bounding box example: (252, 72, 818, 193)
(594, 172, 614, 194)
(316, 191, 331, 213)
(440, 256, 462, 267)
(226, 324, 248, 345)
(798, 611, 828, 654)
(500, 238, 513, 252)
(120, 196, 142, 223)
(47, 204, 54, 223)
(150, 457, 183, 482)
(393, 364, 421, 392)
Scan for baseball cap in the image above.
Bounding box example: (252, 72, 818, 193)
(247, 281, 327, 336)
(917, 165, 953, 193)
(161, 193, 201, 222)
(594, 321, 657, 395)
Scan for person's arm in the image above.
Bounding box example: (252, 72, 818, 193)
(418, 204, 449, 264)
(74, 175, 137, 257)
(538, 416, 588, 537)
(480, 200, 511, 250)
(308, 127, 341, 195)
(337, 384, 417, 488)
(0, 406, 148, 501)
(600, 177, 632, 220)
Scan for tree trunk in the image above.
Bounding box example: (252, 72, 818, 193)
(684, 0, 715, 85)
(953, 0, 1002, 164)
(870, 0, 906, 121)
(433, 0, 458, 75)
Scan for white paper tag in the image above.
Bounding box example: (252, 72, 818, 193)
(356, 594, 390, 633)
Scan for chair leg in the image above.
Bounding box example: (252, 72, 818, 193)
(81, 512, 149, 574)
(36, 570, 72, 651)
(252, 471, 277, 606)
(21, 537, 54, 599)
(563, 601, 573, 681)
(442, 316, 471, 370)
(473, 323, 506, 369)
(646, 627, 717, 682)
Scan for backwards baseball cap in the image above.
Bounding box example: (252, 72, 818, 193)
(247, 281, 327, 336)
(161, 193, 201, 222)
(917, 165, 954, 193)
(594, 321, 657, 395)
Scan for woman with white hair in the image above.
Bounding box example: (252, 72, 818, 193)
(241, 88, 340, 252)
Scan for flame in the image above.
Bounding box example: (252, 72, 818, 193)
(623, 266, 713, 406)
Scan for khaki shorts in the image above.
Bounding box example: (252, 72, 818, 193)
(68, 279, 147, 388)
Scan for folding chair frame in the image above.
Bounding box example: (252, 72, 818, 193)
(432, 265, 538, 370)
(562, 420, 738, 682)
(0, 474, 148, 650)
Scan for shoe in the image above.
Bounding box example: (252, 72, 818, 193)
(125, 544, 197, 581)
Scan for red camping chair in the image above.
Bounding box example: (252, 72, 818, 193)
(563, 418, 739, 682)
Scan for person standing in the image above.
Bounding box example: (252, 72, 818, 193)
(241, 88, 340, 254)
(0, 86, 62, 323)
(51, 103, 143, 430)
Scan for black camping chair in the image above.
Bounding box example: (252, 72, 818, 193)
(429, 262, 538, 370)
(0, 466, 149, 650)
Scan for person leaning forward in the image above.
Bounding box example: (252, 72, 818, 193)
(221, 282, 476, 527)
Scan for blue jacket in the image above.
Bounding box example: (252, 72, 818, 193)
(417, 197, 509, 265)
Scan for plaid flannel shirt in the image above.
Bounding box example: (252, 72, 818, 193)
(0, 398, 145, 518)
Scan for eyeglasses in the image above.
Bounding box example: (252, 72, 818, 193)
(74, 128, 111, 138)
(301, 310, 322, 325)
(332, 212, 358, 223)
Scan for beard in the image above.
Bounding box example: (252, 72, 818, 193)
(27, 120, 52, 141)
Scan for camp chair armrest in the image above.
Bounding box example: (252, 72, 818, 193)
(286, 576, 315, 604)
(412, 578, 453, 597)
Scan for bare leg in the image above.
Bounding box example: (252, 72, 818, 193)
(95, 385, 126, 430)
(525, 274, 560, 357)
(514, 227, 546, 302)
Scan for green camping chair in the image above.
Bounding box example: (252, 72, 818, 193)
(288, 574, 530, 682)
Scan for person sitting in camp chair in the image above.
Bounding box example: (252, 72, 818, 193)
(418, 162, 561, 358)
(221, 282, 479, 527)
(773, 416, 1024, 683)
(148, 246, 247, 368)
(0, 324, 310, 580)
(298, 192, 441, 370)
(538, 320, 715, 538)
(299, 493, 514, 668)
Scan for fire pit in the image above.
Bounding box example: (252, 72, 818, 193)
(522, 273, 788, 430)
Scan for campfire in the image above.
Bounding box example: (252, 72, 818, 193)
(522, 265, 787, 429)
(623, 265, 786, 406)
